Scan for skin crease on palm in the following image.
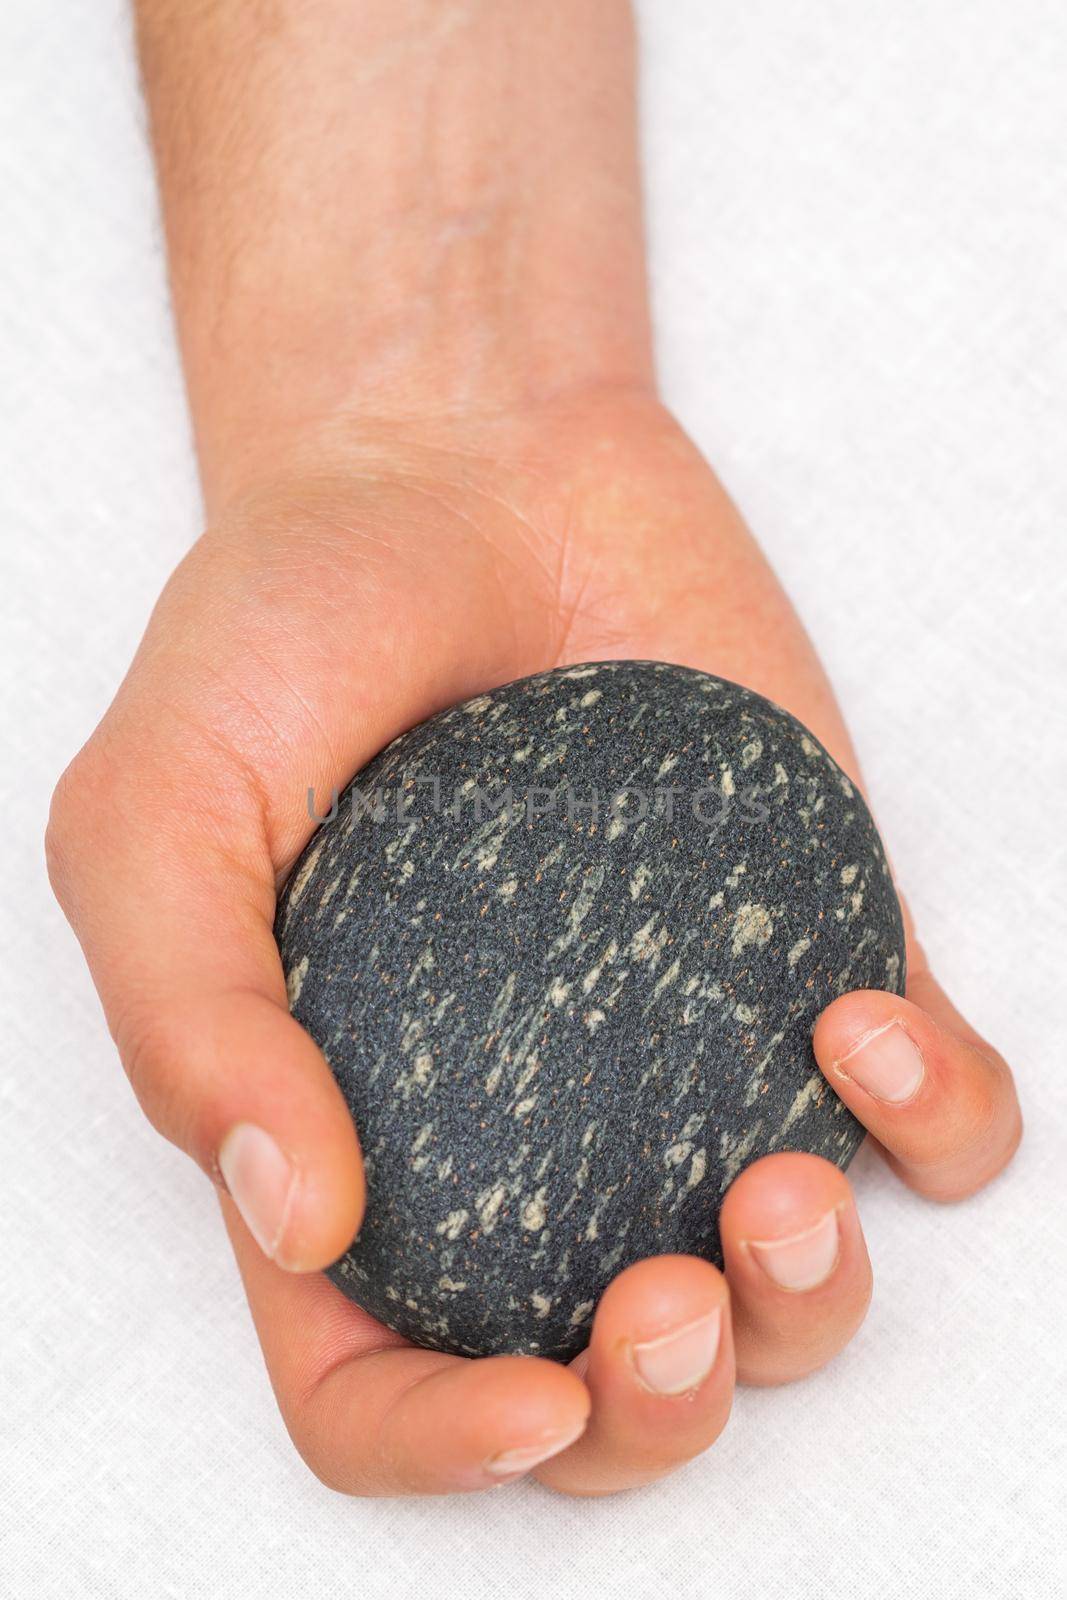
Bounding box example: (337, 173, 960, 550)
(45, 1, 1022, 1498)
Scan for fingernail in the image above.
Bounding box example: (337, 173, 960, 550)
(631, 1309, 723, 1397)
(749, 1210, 840, 1292)
(485, 1418, 587, 1480)
(218, 1123, 296, 1263)
(835, 1019, 925, 1104)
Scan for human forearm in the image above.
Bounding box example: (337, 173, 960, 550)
(135, 0, 653, 513)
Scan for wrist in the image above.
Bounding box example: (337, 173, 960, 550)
(138, 0, 654, 514)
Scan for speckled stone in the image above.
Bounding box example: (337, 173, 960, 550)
(275, 661, 905, 1360)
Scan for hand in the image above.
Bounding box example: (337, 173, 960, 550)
(46, 384, 1021, 1495)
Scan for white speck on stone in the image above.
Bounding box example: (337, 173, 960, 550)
(476, 1182, 508, 1233)
(629, 863, 651, 901)
(512, 1057, 540, 1098)
(841, 864, 859, 885)
(732, 902, 773, 957)
(629, 916, 661, 962)
(438, 1275, 467, 1293)
(687, 1149, 707, 1189)
(408, 942, 436, 988)
(581, 938, 618, 995)
(384, 822, 417, 864)
(580, 688, 602, 707)
(570, 1300, 595, 1327)
(781, 1075, 821, 1136)
(436, 1209, 469, 1240)
(720, 1122, 763, 1184)
(550, 863, 606, 955)
(487, 971, 517, 1030)
(521, 1189, 547, 1230)
(531, 1291, 552, 1318)
(742, 739, 763, 768)
(318, 870, 344, 910)
(548, 977, 571, 1007)
(788, 936, 812, 968)
(285, 956, 309, 1007)
(401, 1016, 424, 1054)
(652, 958, 681, 1001)
(285, 840, 323, 910)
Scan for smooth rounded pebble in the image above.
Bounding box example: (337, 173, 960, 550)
(275, 661, 906, 1359)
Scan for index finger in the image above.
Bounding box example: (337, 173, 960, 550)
(46, 727, 365, 1271)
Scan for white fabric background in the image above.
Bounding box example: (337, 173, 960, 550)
(2, 1, 1065, 1596)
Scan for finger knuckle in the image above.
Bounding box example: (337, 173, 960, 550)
(286, 1417, 380, 1498)
(113, 1000, 199, 1154)
(45, 751, 106, 903)
(920, 1067, 1003, 1172)
(291, 1434, 356, 1497)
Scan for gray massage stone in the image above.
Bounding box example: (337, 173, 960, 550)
(275, 661, 905, 1360)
